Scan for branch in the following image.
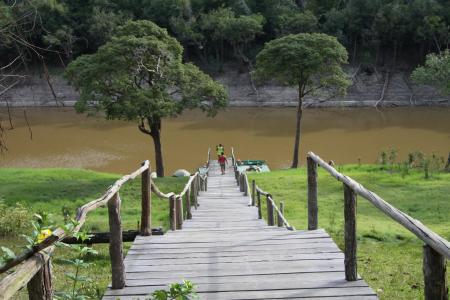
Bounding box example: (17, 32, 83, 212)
(138, 118, 151, 135)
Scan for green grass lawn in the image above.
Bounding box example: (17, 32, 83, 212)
(248, 165, 450, 300)
(0, 168, 188, 299)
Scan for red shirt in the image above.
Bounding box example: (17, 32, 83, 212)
(218, 156, 227, 164)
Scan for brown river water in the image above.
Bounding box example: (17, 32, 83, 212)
(0, 107, 449, 174)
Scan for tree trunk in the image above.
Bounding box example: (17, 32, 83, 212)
(149, 119, 164, 177)
(291, 88, 303, 168)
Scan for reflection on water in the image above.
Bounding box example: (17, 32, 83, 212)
(0, 107, 449, 174)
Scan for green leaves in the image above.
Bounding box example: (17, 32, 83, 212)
(255, 33, 350, 98)
(411, 50, 450, 95)
(66, 20, 228, 124)
(150, 280, 197, 300)
(0, 246, 16, 267)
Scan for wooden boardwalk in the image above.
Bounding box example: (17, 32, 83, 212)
(103, 161, 377, 300)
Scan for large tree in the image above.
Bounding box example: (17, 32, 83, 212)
(65, 20, 228, 176)
(255, 33, 350, 168)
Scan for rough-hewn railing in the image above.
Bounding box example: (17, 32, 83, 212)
(0, 151, 210, 300)
(231, 147, 294, 231)
(307, 151, 449, 300)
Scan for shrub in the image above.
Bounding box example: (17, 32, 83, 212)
(0, 200, 32, 236)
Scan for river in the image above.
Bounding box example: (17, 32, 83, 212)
(0, 107, 449, 174)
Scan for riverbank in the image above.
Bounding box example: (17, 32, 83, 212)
(248, 165, 450, 300)
(1, 66, 449, 108)
(0, 168, 187, 298)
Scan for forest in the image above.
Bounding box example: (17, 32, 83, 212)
(1, 0, 450, 79)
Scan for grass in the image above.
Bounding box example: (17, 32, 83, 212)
(248, 165, 450, 300)
(0, 168, 188, 299)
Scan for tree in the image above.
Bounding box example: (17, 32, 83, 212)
(255, 33, 350, 168)
(65, 20, 228, 176)
(411, 49, 450, 95)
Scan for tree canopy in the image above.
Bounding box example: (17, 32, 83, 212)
(411, 50, 450, 95)
(65, 20, 228, 176)
(256, 33, 350, 168)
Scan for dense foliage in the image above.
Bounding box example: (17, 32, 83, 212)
(65, 20, 228, 176)
(256, 33, 350, 167)
(2, 0, 449, 71)
(411, 49, 450, 94)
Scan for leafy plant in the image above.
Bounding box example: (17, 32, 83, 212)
(0, 200, 32, 236)
(149, 281, 197, 300)
(55, 227, 98, 300)
(0, 246, 16, 267)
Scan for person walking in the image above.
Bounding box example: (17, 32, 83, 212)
(218, 153, 228, 175)
(216, 144, 224, 158)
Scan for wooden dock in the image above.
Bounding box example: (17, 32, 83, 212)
(103, 160, 377, 300)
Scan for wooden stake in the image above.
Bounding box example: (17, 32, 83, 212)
(176, 196, 183, 230)
(257, 191, 262, 219)
(344, 184, 357, 281)
(423, 245, 448, 300)
(108, 192, 125, 289)
(140, 163, 151, 236)
(186, 187, 192, 219)
(278, 201, 284, 227)
(307, 156, 318, 230)
(169, 195, 176, 231)
(27, 257, 52, 300)
(251, 180, 256, 206)
(267, 195, 274, 226)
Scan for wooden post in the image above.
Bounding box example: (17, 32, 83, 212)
(240, 175, 245, 192)
(307, 156, 318, 230)
(140, 163, 151, 236)
(257, 191, 262, 219)
(244, 175, 248, 196)
(169, 195, 176, 231)
(251, 180, 256, 206)
(344, 183, 357, 281)
(193, 178, 198, 209)
(423, 245, 448, 300)
(266, 194, 274, 226)
(176, 196, 183, 230)
(205, 177, 208, 191)
(27, 257, 53, 300)
(196, 176, 200, 196)
(235, 170, 239, 184)
(278, 201, 284, 227)
(108, 192, 125, 289)
(186, 187, 192, 219)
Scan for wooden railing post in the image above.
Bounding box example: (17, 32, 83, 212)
(169, 195, 176, 231)
(205, 177, 208, 191)
(343, 183, 357, 281)
(243, 175, 248, 196)
(278, 201, 284, 227)
(176, 196, 183, 230)
(140, 162, 151, 236)
(27, 257, 52, 300)
(108, 192, 125, 289)
(186, 187, 192, 219)
(307, 156, 318, 230)
(240, 174, 245, 192)
(266, 194, 274, 226)
(196, 176, 200, 196)
(235, 169, 239, 184)
(257, 191, 262, 219)
(423, 245, 448, 300)
(251, 180, 256, 206)
(193, 177, 198, 209)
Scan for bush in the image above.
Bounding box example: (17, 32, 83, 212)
(0, 200, 32, 236)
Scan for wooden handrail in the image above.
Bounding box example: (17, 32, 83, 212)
(0, 160, 150, 275)
(307, 151, 450, 260)
(255, 185, 294, 230)
(0, 147, 212, 300)
(307, 151, 449, 300)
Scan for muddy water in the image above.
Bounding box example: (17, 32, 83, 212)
(0, 107, 449, 174)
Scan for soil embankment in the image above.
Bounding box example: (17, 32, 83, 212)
(1, 66, 449, 107)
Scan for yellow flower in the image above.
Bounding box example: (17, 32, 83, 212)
(37, 229, 53, 243)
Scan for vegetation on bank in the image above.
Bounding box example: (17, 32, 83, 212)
(0, 168, 188, 298)
(248, 160, 450, 300)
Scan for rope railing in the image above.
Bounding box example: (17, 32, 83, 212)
(307, 151, 449, 300)
(231, 147, 294, 231)
(0, 149, 211, 300)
